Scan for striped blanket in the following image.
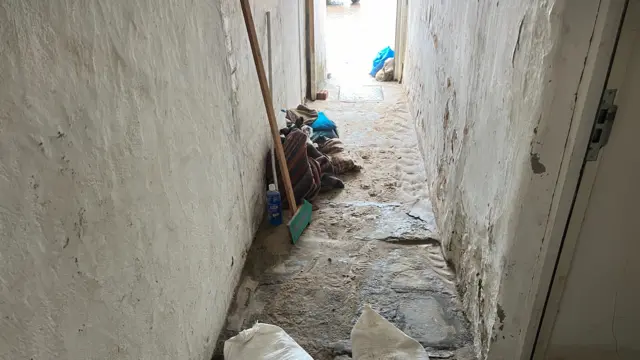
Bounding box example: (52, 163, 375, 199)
(318, 139, 362, 175)
(267, 129, 341, 208)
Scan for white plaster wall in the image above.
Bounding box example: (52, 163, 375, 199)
(403, 0, 603, 358)
(0, 1, 304, 359)
(219, 0, 306, 222)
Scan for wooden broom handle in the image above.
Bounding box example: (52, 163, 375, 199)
(240, 0, 298, 213)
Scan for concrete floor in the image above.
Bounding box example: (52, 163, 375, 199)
(214, 3, 475, 359)
(214, 82, 475, 359)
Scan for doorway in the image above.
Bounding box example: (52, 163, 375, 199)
(533, 0, 640, 358)
(323, 0, 398, 84)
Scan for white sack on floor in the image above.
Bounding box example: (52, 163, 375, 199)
(351, 305, 430, 360)
(224, 323, 313, 360)
(375, 58, 395, 81)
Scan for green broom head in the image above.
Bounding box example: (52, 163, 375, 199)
(287, 200, 312, 244)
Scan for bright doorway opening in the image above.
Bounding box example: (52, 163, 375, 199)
(325, 0, 398, 84)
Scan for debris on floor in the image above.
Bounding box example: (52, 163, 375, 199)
(369, 46, 394, 77)
(224, 323, 313, 360)
(284, 104, 321, 127)
(317, 90, 329, 100)
(215, 83, 476, 360)
(351, 305, 430, 360)
(310, 112, 338, 135)
(224, 305, 431, 360)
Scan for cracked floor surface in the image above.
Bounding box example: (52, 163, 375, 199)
(214, 82, 475, 360)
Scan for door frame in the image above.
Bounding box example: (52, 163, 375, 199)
(394, 0, 409, 82)
(306, 0, 408, 91)
(305, 0, 317, 100)
(522, 0, 628, 360)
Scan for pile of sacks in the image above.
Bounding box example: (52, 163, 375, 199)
(224, 305, 430, 360)
(369, 46, 395, 82)
(375, 58, 395, 82)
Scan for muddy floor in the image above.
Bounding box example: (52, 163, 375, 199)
(214, 81, 475, 359)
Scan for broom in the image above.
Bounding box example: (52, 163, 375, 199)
(240, 0, 312, 244)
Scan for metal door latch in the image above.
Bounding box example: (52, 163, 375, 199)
(586, 89, 618, 161)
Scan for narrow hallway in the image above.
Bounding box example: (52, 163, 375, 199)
(3, 1, 630, 359)
(216, 79, 475, 359)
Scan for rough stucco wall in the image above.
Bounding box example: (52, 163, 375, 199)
(0, 1, 303, 359)
(403, 0, 599, 358)
(220, 0, 306, 223)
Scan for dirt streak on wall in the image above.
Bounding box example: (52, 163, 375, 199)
(403, 0, 603, 358)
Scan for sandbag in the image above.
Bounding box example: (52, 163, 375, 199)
(224, 323, 313, 360)
(351, 305, 430, 360)
(375, 58, 395, 82)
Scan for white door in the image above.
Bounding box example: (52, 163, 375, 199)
(535, 1, 640, 359)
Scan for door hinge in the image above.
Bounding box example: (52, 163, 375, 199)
(586, 89, 618, 161)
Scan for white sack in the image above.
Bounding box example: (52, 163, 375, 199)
(351, 305, 430, 360)
(224, 323, 313, 360)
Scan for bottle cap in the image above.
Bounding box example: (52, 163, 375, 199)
(269, 184, 276, 192)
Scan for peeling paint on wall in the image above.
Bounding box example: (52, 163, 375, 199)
(530, 153, 547, 174)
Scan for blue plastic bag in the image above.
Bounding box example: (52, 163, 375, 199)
(310, 111, 337, 131)
(369, 46, 395, 77)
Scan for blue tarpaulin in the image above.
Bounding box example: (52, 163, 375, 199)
(369, 46, 394, 77)
(310, 111, 337, 131)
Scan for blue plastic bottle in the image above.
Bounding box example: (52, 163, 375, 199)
(267, 184, 282, 225)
